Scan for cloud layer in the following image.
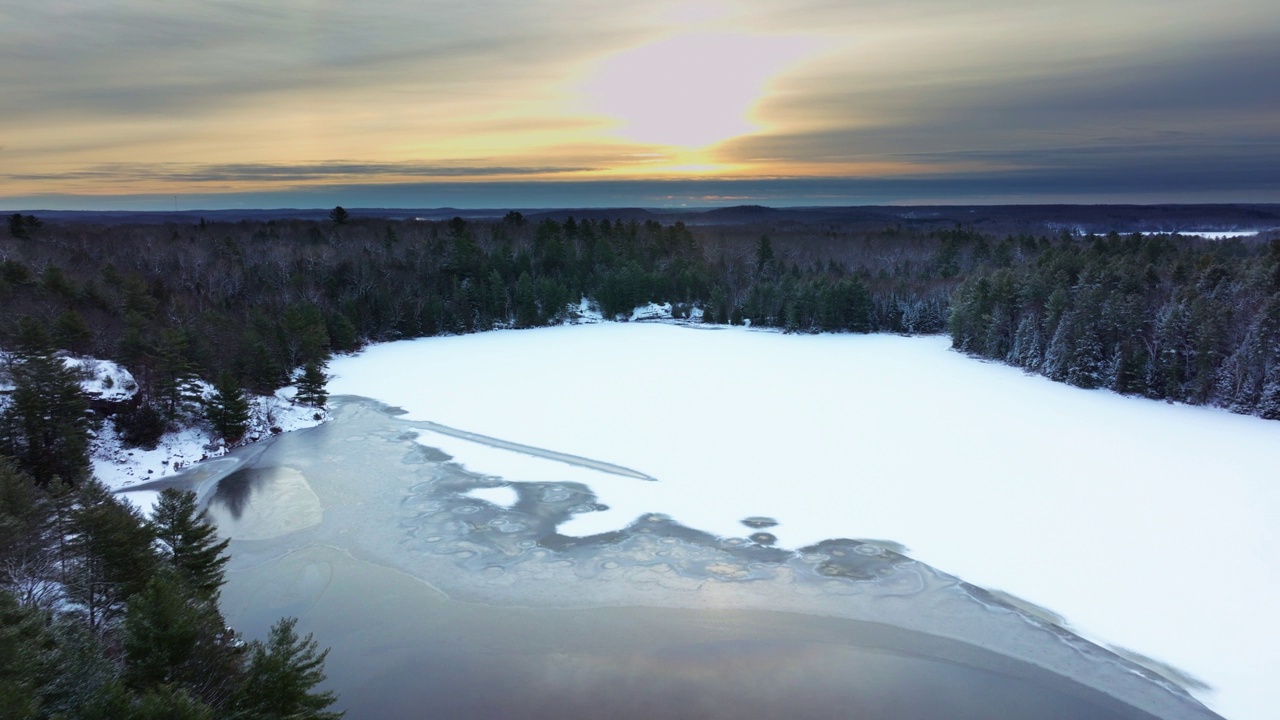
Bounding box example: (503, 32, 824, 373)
(2, 0, 1277, 207)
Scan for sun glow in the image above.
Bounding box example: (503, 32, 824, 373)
(580, 33, 814, 150)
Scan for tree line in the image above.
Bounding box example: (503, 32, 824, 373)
(6, 213, 1277, 429)
(0, 212, 976, 404)
(948, 231, 1280, 417)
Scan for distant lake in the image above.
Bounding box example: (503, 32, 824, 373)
(200, 388, 1223, 719)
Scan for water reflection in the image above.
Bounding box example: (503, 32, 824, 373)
(205, 397, 1222, 720)
(205, 466, 322, 541)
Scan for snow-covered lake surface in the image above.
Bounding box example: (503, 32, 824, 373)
(1141, 230, 1262, 239)
(328, 323, 1278, 720)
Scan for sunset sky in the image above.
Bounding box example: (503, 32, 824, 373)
(2, 0, 1277, 209)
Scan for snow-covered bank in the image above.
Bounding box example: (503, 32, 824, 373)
(1, 351, 326, 509)
(91, 392, 325, 510)
(1141, 230, 1263, 239)
(328, 323, 1278, 720)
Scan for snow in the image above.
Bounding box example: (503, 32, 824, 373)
(629, 301, 672, 321)
(463, 485, 520, 508)
(98, 391, 326, 511)
(92, 423, 215, 492)
(0, 352, 137, 400)
(328, 322, 1279, 720)
(1142, 230, 1262, 239)
(63, 356, 138, 401)
(568, 296, 605, 323)
(41, 358, 331, 512)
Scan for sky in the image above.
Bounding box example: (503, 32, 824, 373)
(2, 0, 1278, 210)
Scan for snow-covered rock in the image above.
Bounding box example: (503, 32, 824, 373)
(629, 301, 672, 322)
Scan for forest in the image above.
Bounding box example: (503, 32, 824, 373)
(4, 209, 1278, 418)
(2, 208, 1279, 716)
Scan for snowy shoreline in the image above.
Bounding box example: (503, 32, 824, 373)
(0, 352, 327, 512)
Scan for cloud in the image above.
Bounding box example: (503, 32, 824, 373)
(3, 161, 596, 184)
(716, 29, 1280, 189)
(1, 0, 1278, 203)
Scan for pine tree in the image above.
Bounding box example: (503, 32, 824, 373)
(65, 480, 158, 630)
(755, 234, 774, 274)
(154, 329, 204, 423)
(0, 319, 94, 487)
(53, 309, 93, 354)
(114, 400, 167, 450)
(122, 575, 243, 709)
(36, 615, 117, 717)
(233, 617, 342, 720)
(79, 667, 219, 719)
(514, 271, 539, 328)
(150, 488, 230, 601)
(294, 363, 329, 410)
(205, 373, 251, 443)
(130, 685, 217, 720)
(0, 589, 48, 719)
(0, 458, 56, 602)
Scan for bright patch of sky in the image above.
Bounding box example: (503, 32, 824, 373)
(579, 32, 816, 150)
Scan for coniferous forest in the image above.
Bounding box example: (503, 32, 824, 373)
(4, 210, 1278, 417)
(2, 208, 1279, 716)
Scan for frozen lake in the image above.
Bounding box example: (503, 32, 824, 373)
(125, 323, 1276, 718)
(318, 324, 1277, 720)
(198, 396, 1218, 719)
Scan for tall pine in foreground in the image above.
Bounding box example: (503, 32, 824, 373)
(233, 617, 343, 720)
(151, 488, 230, 601)
(122, 575, 243, 710)
(65, 480, 158, 630)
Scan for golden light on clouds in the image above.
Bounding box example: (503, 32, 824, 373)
(0, 0, 1276, 206)
(579, 33, 816, 150)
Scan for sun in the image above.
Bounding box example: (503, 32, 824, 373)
(580, 33, 812, 150)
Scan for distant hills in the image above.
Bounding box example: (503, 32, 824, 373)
(9, 203, 1280, 236)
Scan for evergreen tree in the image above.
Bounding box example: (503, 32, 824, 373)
(130, 685, 217, 720)
(80, 680, 217, 720)
(282, 305, 331, 369)
(0, 457, 56, 604)
(206, 373, 251, 443)
(114, 400, 167, 450)
(755, 234, 774, 274)
(151, 488, 230, 601)
(295, 363, 329, 410)
(0, 589, 48, 719)
(65, 480, 158, 630)
(154, 329, 204, 423)
(122, 575, 243, 708)
(7, 214, 40, 240)
(53, 309, 94, 354)
(0, 319, 94, 487)
(326, 313, 359, 354)
(36, 615, 118, 717)
(514, 271, 539, 328)
(232, 617, 343, 720)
